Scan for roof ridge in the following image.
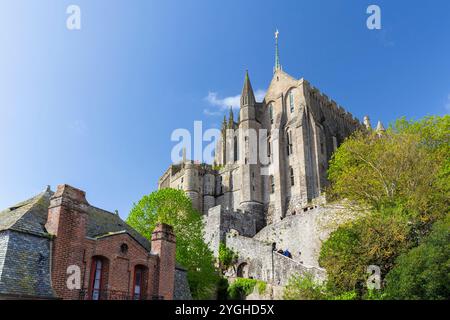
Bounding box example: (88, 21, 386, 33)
(9, 190, 52, 231)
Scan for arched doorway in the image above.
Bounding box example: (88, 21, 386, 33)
(236, 262, 249, 278)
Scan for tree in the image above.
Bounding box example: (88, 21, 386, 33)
(328, 116, 449, 223)
(383, 216, 450, 300)
(126, 188, 219, 299)
(319, 208, 412, 295)
(283, 273, 327, 300)
(218, 242, 238, 275)
(322, 116, 449, 298)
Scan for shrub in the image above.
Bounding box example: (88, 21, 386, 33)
(383, 216, 450, 300)
(283, 273, 327, 300)
(227, 278, 267, 300)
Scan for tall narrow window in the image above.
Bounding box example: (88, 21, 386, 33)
(287, 130, 293, 156)
(133, 266, 145, 300)
(290, 167, 295, 186)
(267, 138, 271, 163)
(90, 257, 103, 300)
(233, 136, 238, 162)
(270, 175, 275, 194)
(289, 91, 294, 113)
(269, 104, 274, 124)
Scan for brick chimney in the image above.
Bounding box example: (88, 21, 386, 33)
(45, 184, 89, 299)
(151, 223, 176, 300)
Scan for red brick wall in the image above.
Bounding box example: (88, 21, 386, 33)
(45, 185, 89, 300)
(151, 223, 176, 300)
(82, 234, 159, 299)
(46, 184, 176, 300)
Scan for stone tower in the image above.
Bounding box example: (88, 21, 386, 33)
(238, 71, 264, 230)
(158, 30, 363, 230)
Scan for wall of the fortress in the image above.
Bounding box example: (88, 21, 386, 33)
(203, 205, 257, 256)
(254, 205, 357, 267)
(225, 232, 326, 286)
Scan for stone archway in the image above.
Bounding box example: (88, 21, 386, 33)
(236, 262, 249, 278)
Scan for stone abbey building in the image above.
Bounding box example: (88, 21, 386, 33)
(159, 32, 364, 226)
(158, 34, 382, 292)
(160, 68, 362, 228)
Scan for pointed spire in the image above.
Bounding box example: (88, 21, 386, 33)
(274, 29, 282, 73)
(228, 107, 234, 128)
(222, 115, 227, 130)
(241, 70, 255, 107)
(376, 121, 385, 134)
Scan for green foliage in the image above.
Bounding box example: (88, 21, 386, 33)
(227, 278, 266, 300)
(321, 116, 449, 299)
(332, 291, 358, 300)
(283, 273, 327, 300)
(383, 216, 450, 300)
(363, 289, 386, 300)
(257, 281, 267, 295)
(216, 277, 230, 300)
(283, 273, 361, 300)
(218, 242, 238, 274)
(328, 115, 449, 222)
(212, 164, 224, 171)
(126, 188, 219, 299)
(319, 208, 412, 295)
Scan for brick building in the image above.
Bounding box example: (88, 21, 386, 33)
(0, 184, 189, 300)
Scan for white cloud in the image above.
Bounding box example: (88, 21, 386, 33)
(203, 108, 222, 116)
(204, 89, 266, 113)
(255, 89, 267, 102)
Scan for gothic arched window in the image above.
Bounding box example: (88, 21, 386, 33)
(233, 136, 238, 162)
(269, 103, 274, 124)
(133, 265, 148, 300)
(289, 90, 294, 113)
(286, 130, 293, 156)
(89, 256, 109, 300)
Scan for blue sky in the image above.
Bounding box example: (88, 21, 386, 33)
(1, 0, 449, 219)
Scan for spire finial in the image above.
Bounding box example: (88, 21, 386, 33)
(228, 107, 234, 128)
(376, 121, 385, 134)
(274, 29, 281, 73)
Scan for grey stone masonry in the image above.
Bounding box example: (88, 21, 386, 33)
(173, 266, 192, 300)
(159, 68, 362, 231)
(158, 59, 364, 295)
(0, 230, 54, 298)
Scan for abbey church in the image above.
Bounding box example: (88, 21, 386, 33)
(158, 32, 382, 294)
(159, 32, 364, 228)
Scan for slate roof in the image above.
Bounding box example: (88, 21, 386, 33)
(0, 187, 152, 251)
(0, 188, 52, 236)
